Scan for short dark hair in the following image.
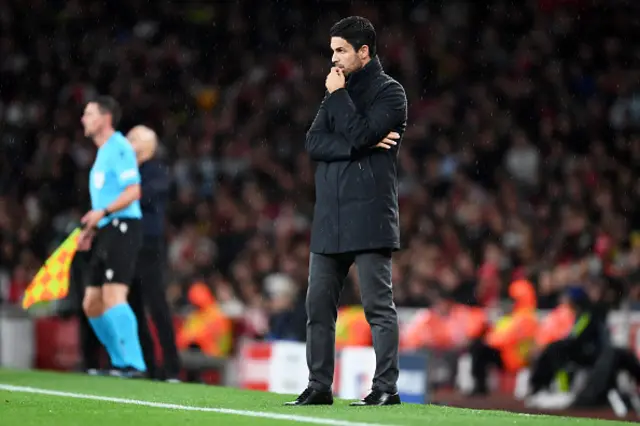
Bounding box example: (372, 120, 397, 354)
(330, 16, 377, 58)
(92, 96, 121, 127)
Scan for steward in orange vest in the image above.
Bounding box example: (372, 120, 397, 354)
(176, 282, 233, 357)
(467, 279, 539, 395)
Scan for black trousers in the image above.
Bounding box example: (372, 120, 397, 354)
(128, 238, 180, 379)
(306, 249, 399, 394)
(530, 338, 640, 395)
(529, 338, 596, 394)
(469, 339, 503, 393)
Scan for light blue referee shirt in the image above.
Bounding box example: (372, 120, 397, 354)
(89, 131, 142, 228)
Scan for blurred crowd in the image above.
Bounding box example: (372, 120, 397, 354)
(1, 0, 640, 341)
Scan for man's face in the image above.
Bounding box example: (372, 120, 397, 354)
(331, 37, 366, 75)
(81, 102, 108, 139)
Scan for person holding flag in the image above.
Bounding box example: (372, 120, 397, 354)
(77, 96, 147, 377)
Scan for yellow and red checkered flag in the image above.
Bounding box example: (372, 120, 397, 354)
(22, 228, 82, 310)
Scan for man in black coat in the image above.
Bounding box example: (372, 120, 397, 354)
(286, 16, 407, 407)
(127, 125, 181, 381)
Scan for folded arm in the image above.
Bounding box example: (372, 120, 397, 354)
(324, 81, 407, 151)
(305, 99, 354, 162)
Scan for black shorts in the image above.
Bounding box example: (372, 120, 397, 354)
(88, 218, 143, 287)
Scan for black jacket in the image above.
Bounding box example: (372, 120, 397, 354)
(139, 158, 169, 239)
(305, 57, 407, 254)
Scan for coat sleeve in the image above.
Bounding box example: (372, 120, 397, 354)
(305, 99, 355, 162)
(324, 81, 407, 150)
(140, 162, 169, 209)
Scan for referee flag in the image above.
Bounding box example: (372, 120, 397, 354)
(22, 228, 82, 310)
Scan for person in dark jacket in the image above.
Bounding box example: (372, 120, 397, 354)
(527, 286, 640, 413)
(286, 16, 407, 407)
(528, 286, 609, 396)
(127, 125, 181, 381)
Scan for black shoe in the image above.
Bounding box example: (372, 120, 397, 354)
(350, 389, 401, 406)
(284, 388, 334, 406)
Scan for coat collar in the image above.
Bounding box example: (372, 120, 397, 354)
(346, 56, 383, 91)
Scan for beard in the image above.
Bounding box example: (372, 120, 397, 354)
(342, 59, 364, 76)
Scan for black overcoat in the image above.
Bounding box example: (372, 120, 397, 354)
(306, 57, 407, 254)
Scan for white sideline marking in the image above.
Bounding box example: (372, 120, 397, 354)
(0, 384, 393, 426)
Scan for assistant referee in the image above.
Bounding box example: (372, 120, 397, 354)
(126, 125, 181, 382)
(77, 96, 147, 377)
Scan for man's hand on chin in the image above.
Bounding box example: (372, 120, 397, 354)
(325, 67, 345, 93)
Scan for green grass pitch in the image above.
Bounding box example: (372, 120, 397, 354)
(0, 369, 630, 425)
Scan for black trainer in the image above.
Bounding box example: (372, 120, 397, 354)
(350, 389, 401, 406)
(284, 387, 334, 406)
